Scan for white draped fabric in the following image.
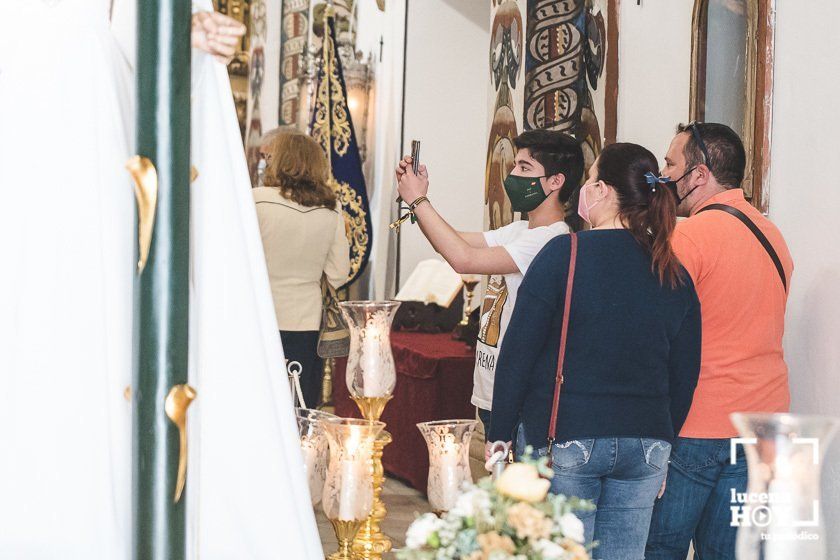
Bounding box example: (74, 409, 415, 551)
(0, 0, 322, 558)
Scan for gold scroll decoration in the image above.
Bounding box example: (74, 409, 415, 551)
(311, 8, 353, 159)
(164, 384, 197, 503)
(126, 156, 158, 274)
(330, 177, 369, 282)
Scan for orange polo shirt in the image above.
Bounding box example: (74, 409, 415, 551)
(672, 189, 793, 438)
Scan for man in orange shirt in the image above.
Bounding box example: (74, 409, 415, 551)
(646, 123, 793, 559)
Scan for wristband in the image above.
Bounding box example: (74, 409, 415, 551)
(409, 195, 430, 211)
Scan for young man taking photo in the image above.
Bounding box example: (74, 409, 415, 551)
(394, 130, 584, 447)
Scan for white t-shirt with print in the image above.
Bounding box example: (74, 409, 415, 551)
(471, 220, 570, 410)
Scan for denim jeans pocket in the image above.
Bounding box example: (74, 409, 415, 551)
(550, 438, 596, 470)
(640, 438, 671, 470)
(669, 438, 726, 472)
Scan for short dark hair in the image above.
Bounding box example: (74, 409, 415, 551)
(677, 122, 746, 189)
(513, 130, 584, 203)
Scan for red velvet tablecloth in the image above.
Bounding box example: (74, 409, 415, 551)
(332, 331, 475, 493)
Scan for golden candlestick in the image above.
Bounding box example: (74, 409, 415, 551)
(458, 278, 480, 326)
(351, 395, 393, 560)
(327, 519, 364, 560)
(321, 357, 334, 408)
(322, 419, 384, 560)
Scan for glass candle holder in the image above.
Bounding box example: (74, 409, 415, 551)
(296, 408, 337, 506)
(417, 419, 477, 513)
(322, 418, 386, 521)
(731, 413, 839, 560)
(339, 301, 401, 399)
(322, 418, 386, 560)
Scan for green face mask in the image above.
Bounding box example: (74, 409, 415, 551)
(503, 174, 548, 213)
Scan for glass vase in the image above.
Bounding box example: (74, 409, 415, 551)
(338, 301, 401, 399)
(322, 418, 385, 560)
(322, 417, 385, 519)
(731, 412, 839, 560)
(417, 419, 477, 513)
(296, 408, 337, 506)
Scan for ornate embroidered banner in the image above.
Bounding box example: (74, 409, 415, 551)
(311, 8, 372, 287)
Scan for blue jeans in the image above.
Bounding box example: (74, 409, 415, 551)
(645, 437, 748, 560)
(517, 427, 670, 560)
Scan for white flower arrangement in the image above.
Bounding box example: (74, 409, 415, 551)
(397, 449, 595, 560)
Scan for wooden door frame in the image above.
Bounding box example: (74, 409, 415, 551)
(690, 0, 775, 214)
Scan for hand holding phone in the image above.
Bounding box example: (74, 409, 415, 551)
(395, 140, 421, 203)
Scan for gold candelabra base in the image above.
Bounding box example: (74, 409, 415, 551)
(327, 519, 364, 560)
(351, 395, 391, 423)
(459, 280, 479, 326)
(320, 358, 335, 408)
(351, 395, 393, 560)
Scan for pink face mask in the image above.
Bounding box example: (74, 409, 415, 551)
(577, 182, 602, 225)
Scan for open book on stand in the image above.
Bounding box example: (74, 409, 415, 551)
(395, 259, 464, 308)
(394, 259, 465, 332)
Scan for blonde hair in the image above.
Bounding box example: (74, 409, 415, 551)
(262, 131, 337, 208)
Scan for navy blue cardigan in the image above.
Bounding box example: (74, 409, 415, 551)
(488, 230, 702, 447)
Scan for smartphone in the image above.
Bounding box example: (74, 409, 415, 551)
(396, 139, 421, 203)
(411, 140, 420, 174)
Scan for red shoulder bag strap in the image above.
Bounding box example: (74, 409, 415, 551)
(547, 232, 578, 465)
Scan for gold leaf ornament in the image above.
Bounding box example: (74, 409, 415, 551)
(125, 156, 158, 274)
(164, 384, 197, 503)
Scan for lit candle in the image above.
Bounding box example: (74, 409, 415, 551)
(337, 458, 365, 520)
(431, 440, 462, 512)
(336, 429, 372, 521)
(361, 323, 386, 397)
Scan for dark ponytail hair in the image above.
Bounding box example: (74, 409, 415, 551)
(596, 143, 685, 288)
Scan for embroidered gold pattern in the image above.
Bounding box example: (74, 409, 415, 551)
(330, 177, 369, 280)
(312, 8, 369, 284)
(311, 12, 352, 158)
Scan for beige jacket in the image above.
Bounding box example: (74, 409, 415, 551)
(253, 187, 351, 331)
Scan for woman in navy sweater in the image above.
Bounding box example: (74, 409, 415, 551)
(488, 143, 701, 560)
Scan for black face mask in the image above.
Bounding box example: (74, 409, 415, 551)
(666, 166, 701, 204)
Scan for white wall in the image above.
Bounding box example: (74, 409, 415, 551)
(616, 1, 693, 156)
(767, 0, 840, 551)
(619, 0, 840, 553)
(397, 0, 490, 285)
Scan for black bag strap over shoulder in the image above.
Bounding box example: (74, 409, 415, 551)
(697, 204, 787, 293)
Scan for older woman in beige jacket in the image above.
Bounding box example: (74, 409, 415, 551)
(253, 130, 350, 407)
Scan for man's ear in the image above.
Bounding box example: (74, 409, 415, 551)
(545, 173, 566, 193)
(695, 164, 711, 186)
